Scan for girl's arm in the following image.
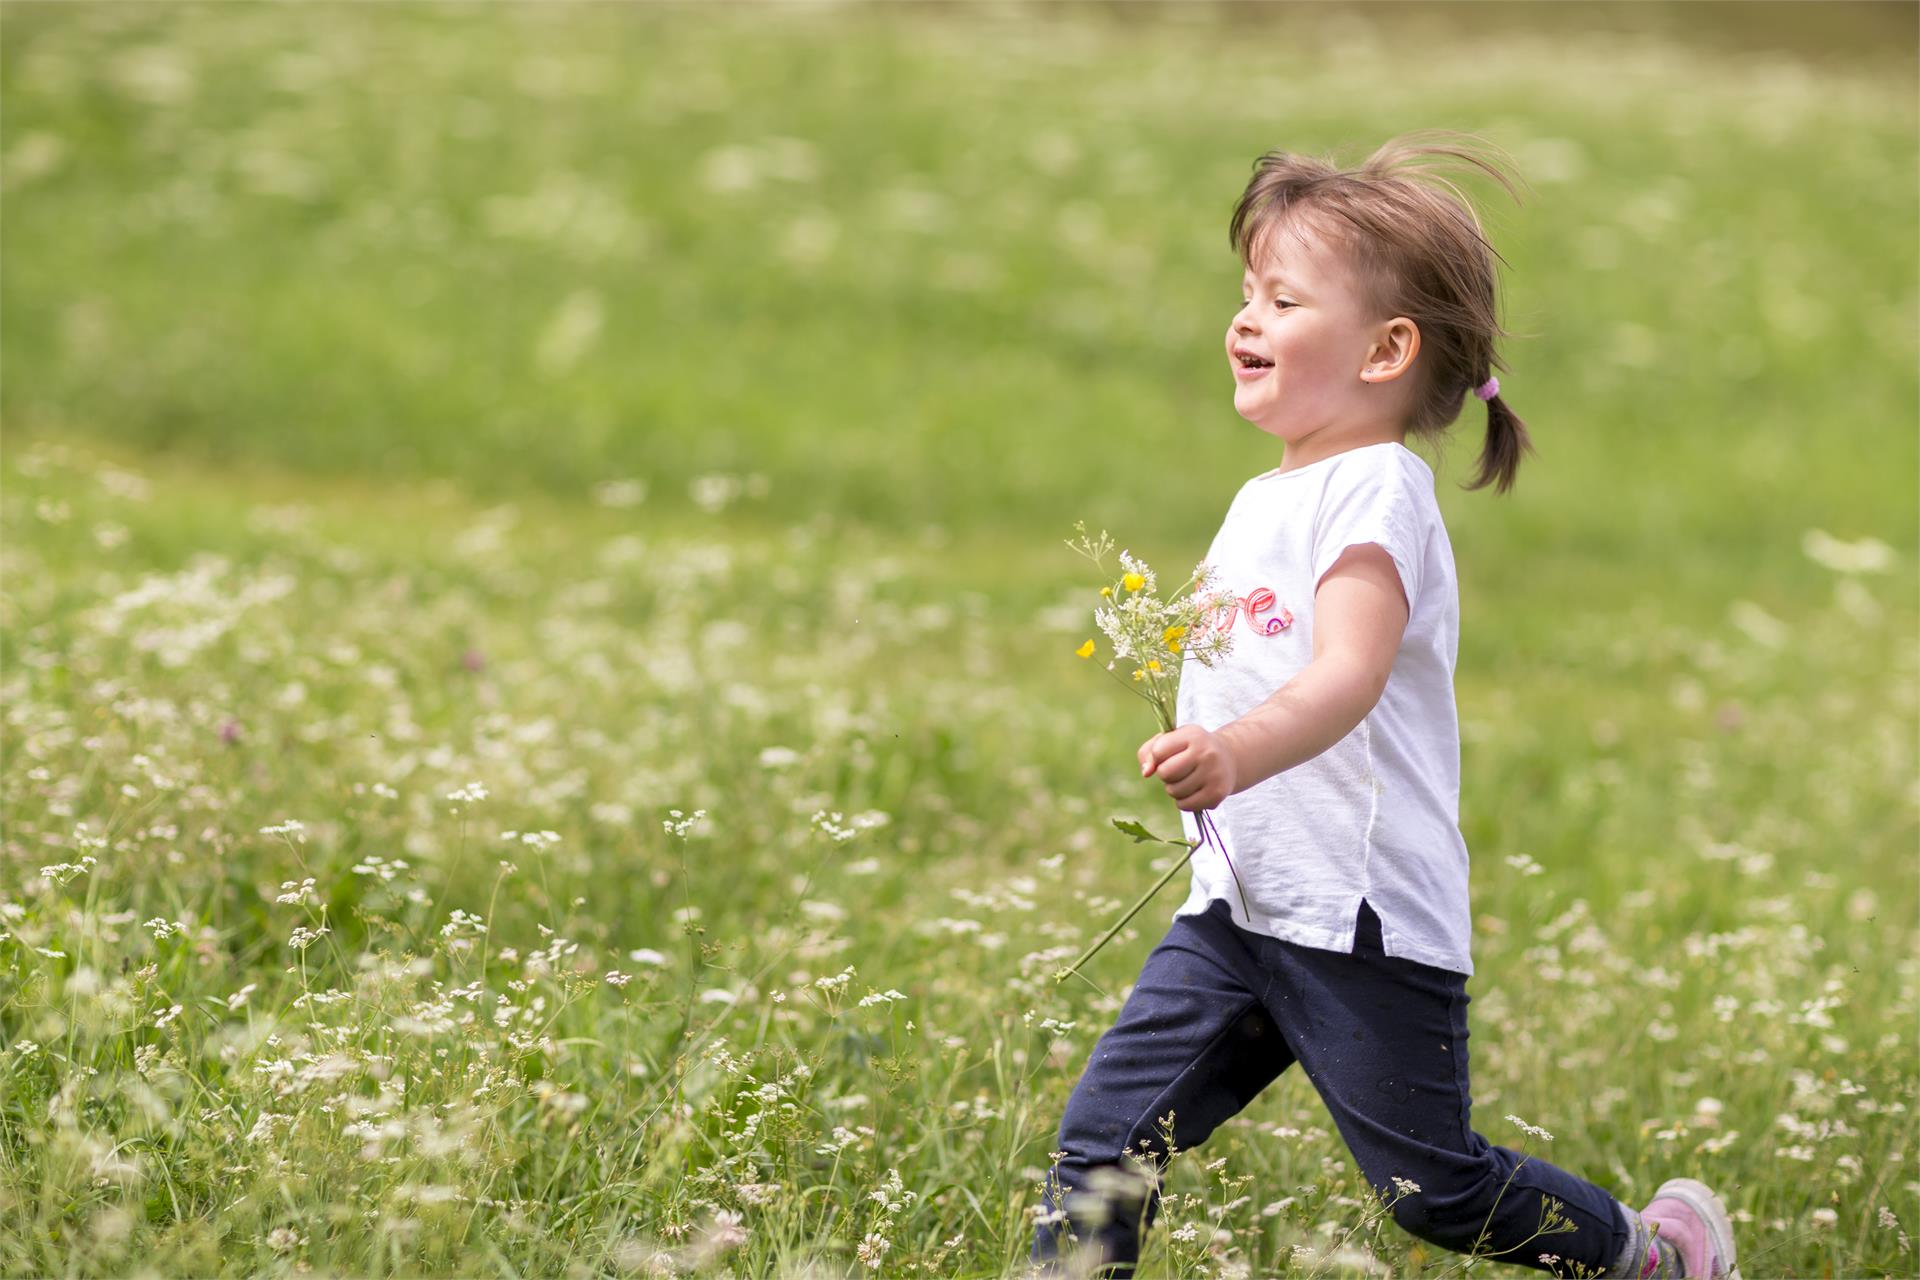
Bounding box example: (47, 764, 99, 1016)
(1214, 541, 1410, 793)
(1136, 545, 1413, 809)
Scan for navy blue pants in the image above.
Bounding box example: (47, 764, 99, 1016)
(1032, 898, 1630, 1277)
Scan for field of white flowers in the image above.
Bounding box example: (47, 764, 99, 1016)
(3, 4, 1915, 1277)
(5, 433, 1913, 1277)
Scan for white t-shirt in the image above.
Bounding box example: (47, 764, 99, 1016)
(1170, 440, 1474, 975)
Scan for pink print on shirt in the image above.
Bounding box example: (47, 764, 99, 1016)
(1191, 586, 1294, 641)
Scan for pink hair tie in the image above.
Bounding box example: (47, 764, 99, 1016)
(1473, 375, 1500, 401)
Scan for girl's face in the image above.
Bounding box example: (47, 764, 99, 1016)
(1224, 218, 1420, 462)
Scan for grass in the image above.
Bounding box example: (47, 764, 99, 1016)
(1, 3, 1916, 1277)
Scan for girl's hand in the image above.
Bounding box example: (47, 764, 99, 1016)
(1138, 726, 1238, 812)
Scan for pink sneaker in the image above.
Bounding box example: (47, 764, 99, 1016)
(1639, 1177, 1741, 1278)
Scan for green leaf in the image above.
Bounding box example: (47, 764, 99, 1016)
(1110, 817, 1187, 846)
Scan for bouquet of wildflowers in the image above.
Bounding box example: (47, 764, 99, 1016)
(1054, 521, 1250, 986)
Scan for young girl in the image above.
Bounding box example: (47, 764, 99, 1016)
(1031, 134, 1741, 1280)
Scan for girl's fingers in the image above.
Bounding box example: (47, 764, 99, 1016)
(1165, 762, 1223, 805)
(1159, 753, 1195, 786)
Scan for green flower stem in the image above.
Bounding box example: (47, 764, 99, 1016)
(1051, 806, 1254, 988)
(1052, 835, 1197, 987)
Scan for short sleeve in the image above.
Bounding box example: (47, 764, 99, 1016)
(1310, 456, 1427, 614)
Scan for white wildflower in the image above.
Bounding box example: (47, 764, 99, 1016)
(38, 856, 98, 886)
(266, 1226, 305, 1252)
(1505, 1114, 1555, 1142)
(440, 909, 487, 939)
(816, 1125, 858, 1155)
(663, 808, 708, 838)
(811, 810, 859, 842)
(868, 1168, 917, 1214)
(349, 855, 409, 881)
(856, 1232, 891, 1268)
(693, 1207, 747, 1261)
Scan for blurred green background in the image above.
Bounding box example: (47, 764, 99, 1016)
(2, 5, 1916, 1276)
(5, 0, 1914, 604)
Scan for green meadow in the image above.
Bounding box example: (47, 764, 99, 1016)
(2, 3, 1915, 1276)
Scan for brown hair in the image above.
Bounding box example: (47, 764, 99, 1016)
(1228, 129, 1536, 495)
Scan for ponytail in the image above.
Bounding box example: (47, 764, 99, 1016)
(1465, 388, 1536, 496)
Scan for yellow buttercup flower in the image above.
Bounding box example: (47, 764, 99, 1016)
(1131, 668, 1145, 682)
(1075, 639, 1096, 658)
(1146, 659, 1161, 672)
(1122, 572, 1145, 592)
(1163, 624, 1187, 649)
(1099, 586, 1112, 597)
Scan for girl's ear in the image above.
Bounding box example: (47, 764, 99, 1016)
(1362, 318, 1421, 383)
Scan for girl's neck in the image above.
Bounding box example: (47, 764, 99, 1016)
(1269, 433, 1407, 476)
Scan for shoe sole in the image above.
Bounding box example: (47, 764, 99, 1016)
(1653, 1177, 1741, 1279)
